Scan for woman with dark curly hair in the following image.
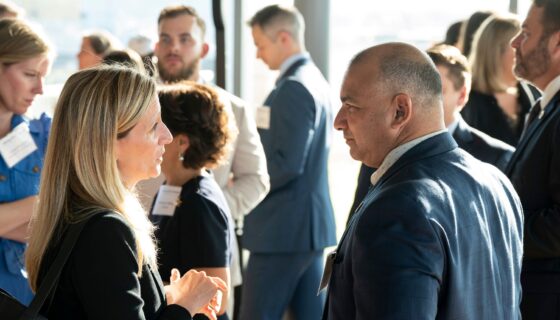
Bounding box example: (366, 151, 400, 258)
(151, 82, 232, 320)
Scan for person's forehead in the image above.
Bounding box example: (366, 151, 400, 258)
(524, 5, 544, 30)
(159, 14, 201, 34)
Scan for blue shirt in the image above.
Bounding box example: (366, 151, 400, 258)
(0, 113, 51, 305)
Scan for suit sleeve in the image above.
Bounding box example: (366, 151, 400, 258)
(221, 99, 269, 219)
(70, 214, 191, 320)
(352, 195, 444, 319)
(523, 120, 560, 258)
(266, 80, 316, 191)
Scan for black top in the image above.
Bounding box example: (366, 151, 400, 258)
(461, 82, 540, 146)
(150, 173, 231, 282)
(37, 212, 191, 320)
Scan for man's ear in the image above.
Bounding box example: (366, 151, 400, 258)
(550, 30, 560, 61)
(457, 85, 469, 109)
(391, 93, 412, 128)
(277, 30, 292, 45)
(200, 43, 210, 59)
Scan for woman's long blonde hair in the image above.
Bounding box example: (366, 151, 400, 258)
(469, 14, 520, 94)
(26, 65, 158, 291)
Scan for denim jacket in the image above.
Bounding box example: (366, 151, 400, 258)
(0, 113, 51, 304)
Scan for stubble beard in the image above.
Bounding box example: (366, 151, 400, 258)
(514, 35, 551, 83)
(157, 57, 200, 83)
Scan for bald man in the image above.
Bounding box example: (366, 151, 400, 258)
(323, 43, 523, 319)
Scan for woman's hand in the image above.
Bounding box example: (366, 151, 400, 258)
(165, 268, 228, 320)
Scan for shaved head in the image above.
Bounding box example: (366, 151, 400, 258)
(336, 42, 446, 167)
(349, 42, 442, 110)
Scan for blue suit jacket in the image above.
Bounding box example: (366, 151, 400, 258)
(325, 133, 523, 320)
(243, 57, 336, 253)
(347, 120, 515, 224)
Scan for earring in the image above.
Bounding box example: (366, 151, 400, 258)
(179, 153, 184, 161)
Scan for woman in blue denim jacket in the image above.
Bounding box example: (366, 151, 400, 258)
(0, 18, 52, 305)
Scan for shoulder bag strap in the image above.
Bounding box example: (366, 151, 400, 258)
(21, 216, 93, 319)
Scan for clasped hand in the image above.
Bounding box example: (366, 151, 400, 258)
(165, 268, 228, 320)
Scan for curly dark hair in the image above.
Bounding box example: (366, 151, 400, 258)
(159, 82, 229, 170)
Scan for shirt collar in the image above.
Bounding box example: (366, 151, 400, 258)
(278, 52, 309, 78)
(541, 75, 560, 108)
(370, 130, 447, 186)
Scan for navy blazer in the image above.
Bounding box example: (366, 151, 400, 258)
(326, 133, 523, 320)
(347, 121, 515, 224)
(243, 57, 336, 252)
(506, 91, 560, 290)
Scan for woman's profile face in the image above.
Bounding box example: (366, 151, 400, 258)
(115, 97, 173, 188)
(0, 54, 49, 115)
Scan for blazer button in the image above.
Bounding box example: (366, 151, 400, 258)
(32, 166, 40, 173)
(0, 175, 6, 181)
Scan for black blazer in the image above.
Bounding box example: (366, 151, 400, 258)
(326, 133, 523, 319)
(38, 212, 191, 320)
(506, 91, 560, 286)
(453, 118, 515, 172)
(348, 121, 515, 224)
(461, 82, 541, 146)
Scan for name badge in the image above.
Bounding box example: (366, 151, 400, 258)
(152, 185, 182, 216)
(0, 123, 37, 168)
(256, 105, 271, 129)
(318, 250, 337, 295)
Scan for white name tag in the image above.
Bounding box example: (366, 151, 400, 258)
(152, 185, 182, 216)
(0, 123, 37, 168)
(256, 105, 271, 130)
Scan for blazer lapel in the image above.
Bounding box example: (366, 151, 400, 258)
(338, 132, 458, 249)
(275, 57, 308, 85)
(506, 92, 560, 175)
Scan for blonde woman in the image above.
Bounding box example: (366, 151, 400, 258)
(0, 18, 51, 305)
(26, 65, 226, 319)
(462, 14, 541, 146)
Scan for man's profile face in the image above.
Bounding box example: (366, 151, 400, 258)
(511, 5, 551, 87)
(335, 64, 395, 168)
(155, 14, 206, 82)
(251, 25, 284, 70)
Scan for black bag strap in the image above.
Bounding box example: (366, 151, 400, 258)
(20, 216, 94, 319)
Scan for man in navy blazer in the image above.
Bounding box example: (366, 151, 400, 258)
(324, 42, 523, 319)
(241, 4, 336, 320)
(508, 1, 560, 318)
(347, 44, 515, 223)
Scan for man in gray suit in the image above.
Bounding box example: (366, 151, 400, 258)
(325, 42, 523, 319)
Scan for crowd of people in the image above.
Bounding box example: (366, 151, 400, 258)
(0, 0, 559, 319)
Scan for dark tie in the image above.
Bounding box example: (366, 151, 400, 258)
(522, 100, 543, 135)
